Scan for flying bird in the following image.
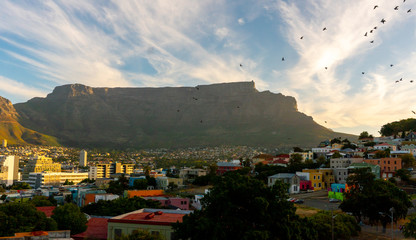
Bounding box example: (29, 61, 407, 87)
(408, 9, 412, 13)
(370, 30, 373, 33)
(411, 80, 414, 83)
(325, 67, 328, 70)
(193, 97, 198, 100)
(396, 80, 399, 83)
(381, 18, 386, 24)
(370, 40, 374, 43)
(364, 32, 368, 37)
(374, 5, 378, 9)
(323, 27, 327, 31)
(362, 72, 365, 74)
(300, 36, 304, 39)
(400, 78, 403, 81)
(325, 121, 327, 123)
(394, 6, 399, 10)
(412, 111, 415, 114)
(282, 57, 285, 61)
(390, 64, 394, 67)
(240, 64, 243, 67)
(374, 26, 378, 30)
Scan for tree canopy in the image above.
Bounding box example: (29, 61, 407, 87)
(0, 202, 57, 237)
(401, 153, 415, 168)
(309, 211, 360, 240)
(173, 173, 318, 240)
(340, 168, 412, 232)
(81, 197, 161, 216)
(379, 118, 416, 137)
(52, 203, 88, 235)
(358, 131, 373, 139)
(29, 196, 57, 207)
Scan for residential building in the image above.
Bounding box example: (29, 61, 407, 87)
(268, 173, 300, 194)
(216, 161, 242, 175)
(317, 168, 335, 189)
(89, 162, 135, 180)
(73, 218, 109, 240)
(107, 209, 192, 240)
(124, 190, 164, 198)
(142, 197, 190, 210)
(79, 150, 87, 167)
(302, 169, 323, 191)
(22, 156, 61, 180)
(405, 132, 416, 141)
(27, 172, 89, 189)
(179, 168, 207, 181)
(330, 158, 363, 169)
(0, 155, 19, 186)
(374, 143, 396, 151)
(333, 168, 349, 184)
(364, 158, 402, 179)
(289, 151, 313, 162)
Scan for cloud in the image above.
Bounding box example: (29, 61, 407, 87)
(0, 76, 47, 103)
(215, 27, 229, 40)
(275, 0, 416, 135)
(238, 18, 245, 25)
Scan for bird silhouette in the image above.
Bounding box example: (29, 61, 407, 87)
(411, 80, 414, 83)
(412, 111, 415, 114)
(362, 72, 365, 74)
(325, 67, 328, 70)
(325, 121, 327, 123)
(370, 40, 374, 43)
(374, 5, 378, 9)
(282, 57, 285, 61)
(396, 80, 399, 83)
(300, 36, 304, 39)
(240, 64, 243, 67)
(404, 0, 406, 2)
(408, 9, 412, 13)
(193, 97, 198, 100)
(390, 64, 394, 67)
(394, 6, 399, 10)
(381, 18, 386, 24)
(370, 30, 373, 33)
(400, 78, 403, 81)
(364, 32, 368, 37)
(323, 27, 327, 31)
(374, 26, 378, 30)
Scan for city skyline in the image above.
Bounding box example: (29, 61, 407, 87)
(1, 1, 416, 136)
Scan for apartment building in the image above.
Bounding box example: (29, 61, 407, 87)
(22, 156, 61, 180)
(89, 163, 134, 180)
(27, 172, 89, 188)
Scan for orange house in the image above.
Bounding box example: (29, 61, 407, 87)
(364, 157, 402, 178)
(124, 190, 164, 198)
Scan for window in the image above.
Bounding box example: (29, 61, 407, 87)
(114, 229, 122, 238)
(318, 183, 321, 187)
(339, 177, 341, 181)
(344, 172, 346, 175)
(317, 176, 320, 179)
(338, 172, 341, 175)
(313, 176, 316, 180)
(394, 161, 397, 164)
(388, 161, 390, 164)
(314, 183, 316, 187)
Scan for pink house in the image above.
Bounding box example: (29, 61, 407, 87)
(300, 180, 313, 191)
(143, 196, 190, 210)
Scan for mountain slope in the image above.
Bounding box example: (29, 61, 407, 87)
(0, 96, 59, 146)
(14, 82, 355, 148)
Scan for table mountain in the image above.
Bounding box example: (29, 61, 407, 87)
(0, 96, 58, 146)
(13, 82, 354, 148)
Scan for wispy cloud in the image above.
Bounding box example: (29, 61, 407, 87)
(0, 76, 47, 102)
(275, 0, 416, 134)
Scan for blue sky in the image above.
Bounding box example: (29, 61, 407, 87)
(0, 0, 416, 136)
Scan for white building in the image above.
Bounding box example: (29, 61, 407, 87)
(289, 151, 313, 162)
(27, 172, 89, 189)
(2, 139, 7, 148)
(0, 155, 19, 186)
(79, 150, 87, 167)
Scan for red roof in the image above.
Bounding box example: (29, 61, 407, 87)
(109, 212, 185, 226)
(36, 206, 56, 218)
(72, 218, 108, 240)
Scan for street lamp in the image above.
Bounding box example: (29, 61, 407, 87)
(379, 207, 394, 240)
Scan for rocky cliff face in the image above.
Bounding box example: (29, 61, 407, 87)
(14, 82, 354, 148)
(0, 96, 58, 146)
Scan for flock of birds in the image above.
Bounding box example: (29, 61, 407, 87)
(239, 1, 415, 118)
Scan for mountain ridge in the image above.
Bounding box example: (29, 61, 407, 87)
(12, 81, 355, 148)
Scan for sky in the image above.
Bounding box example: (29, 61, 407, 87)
(0, 0, 416, 136)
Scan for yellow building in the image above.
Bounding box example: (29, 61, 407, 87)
(107, 209, 190, 240)
(27, 172, 89, 188)
(318, 168, 335, 189)
(89, 163, 135, 180)
(22, 156, 61, 180)
(302, 169, 323, 190)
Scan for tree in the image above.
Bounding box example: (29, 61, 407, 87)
(11, 182, 31, 190)
(117, 229, 164, 240)
(52, 203, 88, 235)
(330, 138, 341, 144)
(173, 173, 318, 240)
(401, 153, 415, 168)
(331, 151, 341, 159)
(145, 176, 157, 187)
(309, 211, 360, 240)
(359, 131, 370, 139)
(293, 147, 304, 152)
(81, 197, 161, 216)
(340, 168, 412, 233)
(107, 175, 130, 195)
(133, 179, 148, 190)
(168, 182, 178, 190)
(29, 196, 57, 207)
(0, 202, 57, 237)
(80, 178, 95, 184)
(403, 216, 416, 238)
(395, 169, 411, 182)
(63, 179, 74, 185)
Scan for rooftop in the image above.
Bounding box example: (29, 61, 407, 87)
(109, 209, 190, 226)
(72, 218, 108, 240)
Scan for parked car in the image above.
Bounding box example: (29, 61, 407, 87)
(294, 199, 304, 204)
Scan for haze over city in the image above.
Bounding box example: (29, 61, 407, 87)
(1, 0, 416, 136)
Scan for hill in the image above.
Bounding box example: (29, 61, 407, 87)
(13, 82, 355, 148)
(0, 96, 58, 146)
